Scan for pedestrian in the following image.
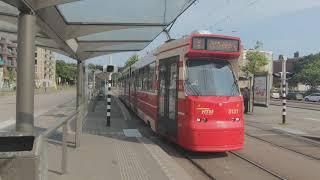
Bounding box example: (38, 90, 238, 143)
(243, 87, 249, 113)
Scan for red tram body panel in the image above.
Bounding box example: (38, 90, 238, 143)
(118, 32, 244, 152)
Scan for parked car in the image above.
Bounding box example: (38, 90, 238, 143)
(304, 93, 320, 102)
(287, 93, 303, 101)
(271, 92, 280, 99)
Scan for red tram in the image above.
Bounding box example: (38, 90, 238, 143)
(118, 32, 244, 152)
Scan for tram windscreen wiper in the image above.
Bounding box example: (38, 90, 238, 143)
(186, 59, 240, 96)
(185, 79, 201, 96)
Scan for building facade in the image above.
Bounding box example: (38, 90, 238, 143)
(34, 47, 56, 88)
(0, 37, 17, 89)
(273, 53, 309, 91)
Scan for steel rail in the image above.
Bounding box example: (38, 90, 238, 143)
(246, 123, 320, 147)
(229, 151, 287, 180)
(245, 133, 320, 160)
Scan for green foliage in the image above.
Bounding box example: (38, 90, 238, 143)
(242, 51, 268, 77)
(254, 40, 264, 50)
(95, 65, 103, 71)
(124, 54, 139, 68)
(56, 60, 77, 84)
(242, 41, 268, 77)
(7, 68, 15, 83)
(294, 53, 320, 89)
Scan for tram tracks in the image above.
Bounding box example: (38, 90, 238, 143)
(178, 123, 320, 180)
(228, 151, 287, 180)
(245, 123, 320, 160)
(160, 138, 286, 180)
(179, 147, 287, 180)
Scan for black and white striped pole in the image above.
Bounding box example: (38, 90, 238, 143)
(104, 64, 117, 127)
(281, 56, 287, 124)
(106, 79, 111, 127)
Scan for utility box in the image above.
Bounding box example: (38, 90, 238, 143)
(0, 133, 47, 180)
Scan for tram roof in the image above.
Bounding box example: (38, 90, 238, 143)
(0, 0, 195, 61)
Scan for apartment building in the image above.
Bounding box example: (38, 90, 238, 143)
(0, 37, 17, 88)
(34, 47, 56, 88)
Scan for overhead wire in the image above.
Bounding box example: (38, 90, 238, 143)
(208, 0, 262, 32)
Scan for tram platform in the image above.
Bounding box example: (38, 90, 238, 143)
(48, 95, 192, 180)
(245, 105, 320, 139)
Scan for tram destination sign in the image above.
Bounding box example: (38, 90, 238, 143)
(192, 37, 240, 52)
(207, 38, 239, 52)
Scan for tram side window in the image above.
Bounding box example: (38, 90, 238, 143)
(147, 62, 156, 92)
(142, 66, 149, 91)
(124, 77, 126, 92)
(137, 69, 142, 90)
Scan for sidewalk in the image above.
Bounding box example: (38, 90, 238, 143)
(245, 105, 320, 138)
(48, 96, 192, 180)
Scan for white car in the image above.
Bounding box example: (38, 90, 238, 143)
(304, 93, 320, 102)
(271, 92, 280, 99)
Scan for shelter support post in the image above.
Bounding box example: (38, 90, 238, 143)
(76, 61, 84, 147)
(16, 12, 36, 134)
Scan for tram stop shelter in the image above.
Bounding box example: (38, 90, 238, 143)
(0, 0, 195, 179)
(0, 0, 195, 134)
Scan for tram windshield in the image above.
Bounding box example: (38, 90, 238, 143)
(186, 59, 240, 96)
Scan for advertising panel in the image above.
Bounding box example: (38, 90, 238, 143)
(254, 75, 268, 106)
(0, 68, 3, 88)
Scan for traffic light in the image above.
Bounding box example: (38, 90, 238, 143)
(272, 73, 281, 78)
(106, 65, 114, 73)
(286, 72, 295, 79)
(272, 72, 295, 79)
(104, 65, 118, 73)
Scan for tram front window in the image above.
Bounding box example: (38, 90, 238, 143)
(186, 59, 239, 96)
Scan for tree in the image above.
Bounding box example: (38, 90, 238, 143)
(56, 60, 77, 85)
(7, 68, 15, 88)
(254, 40, 264, 50)
(242, 41, 268, 112)
(96, 65, 103, 71)
(294, 53, 320, 90)
(242, 51, 268, 77)
(124, 54, 139, 68)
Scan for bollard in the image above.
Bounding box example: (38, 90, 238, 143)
(281, 57, 287, 124)
(106, 81, 111, 127)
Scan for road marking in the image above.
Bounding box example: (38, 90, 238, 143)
(0, 119, 15, 130)
(303, 118, 320, 122)
(115, 97, 130, 121)
(0, 110, 52, 130)
(123, 129, 142, 138)
(138, 137, 193, 180)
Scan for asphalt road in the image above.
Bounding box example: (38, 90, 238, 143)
(0, 90, 75, 129)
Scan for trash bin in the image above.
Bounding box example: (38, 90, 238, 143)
(0, 133, 47, 180)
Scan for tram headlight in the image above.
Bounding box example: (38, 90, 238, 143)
(232, 117, 241, 122)
(202, 118, 208, 123)
(196, 118, 201, 122)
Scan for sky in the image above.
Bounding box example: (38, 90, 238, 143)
(57, 0, 320, 66)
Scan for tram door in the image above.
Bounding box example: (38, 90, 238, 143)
(158, 57, 178, 138)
